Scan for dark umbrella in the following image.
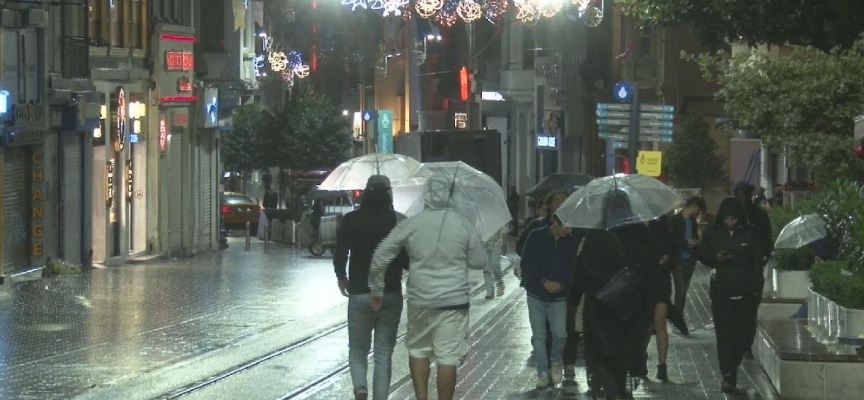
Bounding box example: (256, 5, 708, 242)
(526, 173, 593, 199)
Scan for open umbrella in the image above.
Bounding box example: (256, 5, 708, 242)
(556, 173, 682, 230)
(391, 161, 510, 241)
(526, 173, 594, 199)
(774, 214, 827, 250)
(319, 153, 421, 191)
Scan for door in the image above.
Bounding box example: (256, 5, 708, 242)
(168, 133, 184, 255)
(3, 148, 30, 271)
(62, 133, 85, 264)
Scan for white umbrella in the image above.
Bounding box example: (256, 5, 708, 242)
(319, 153, 421, 191)
(556, 173, 682, 230)
(774, 214, 827, 250)
(391, 161, 510, 241)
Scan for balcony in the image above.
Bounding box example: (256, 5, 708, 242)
(499, 69, 535, 102)
(62, 36, 90, 78)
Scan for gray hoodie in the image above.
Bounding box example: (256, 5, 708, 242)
(369, 175, 488, 309)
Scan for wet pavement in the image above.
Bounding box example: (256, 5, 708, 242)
(0, 234, 782, 400)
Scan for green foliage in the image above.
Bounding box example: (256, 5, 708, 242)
(810, 260, 864, 310)
(687, 39, 864, 181)
(221, 103, 270, 173)
(767, 201, 817, 242)
(280, 93, 351, 171)
(814, 180, 864, 271)
(617, 0, 864, 51)
(664, 116, 726, 188)
(773, 247, 816, 271)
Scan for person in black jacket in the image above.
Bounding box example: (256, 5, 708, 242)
(516, 191, 569, 257)
(333, 175, 409, 400)
(667, 196, 705, 322)
(698, 197, 764, 393)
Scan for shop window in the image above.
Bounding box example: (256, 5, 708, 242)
(128, 0, 148, 50)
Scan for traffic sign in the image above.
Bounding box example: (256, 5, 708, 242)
(596, 110, 629, 119)
(599, 132, 673, 143)
(637, 151, 663, 177)
(640, 113, 674, 121)
(641, 128, 674, 136)
(596, 118, 630, 126)
(599, 127, 673, 137)
(640, 120, 674, 128)
(597, 103, 631, 111)
(597, 103, 676, 113)
(612, 82, 634, 103)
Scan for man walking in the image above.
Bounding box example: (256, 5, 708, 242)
(334, 175, 408, 400)
(369, 175, 487, 400)
(668, 196, 705, 328)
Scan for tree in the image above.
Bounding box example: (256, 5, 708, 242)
(689, 39, 864, 180)
(617, 0, 864, 51)
(664, 116, 726, 189)
(279, 93, 351, 171)
(221, 103, 269, 175)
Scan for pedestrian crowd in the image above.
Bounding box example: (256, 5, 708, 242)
(333, 175, 772, 400)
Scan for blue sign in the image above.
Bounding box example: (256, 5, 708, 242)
(377, 109, 394, 154)
(363, 110, 373, 122)
(129, 133, 140, 143)
(612, 82, 634, 103)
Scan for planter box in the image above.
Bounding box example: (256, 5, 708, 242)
(269, 219, 296, 244)
(807, 288, 864, 341)
(808, 289, 828, 338)
(839, 305, 864, 338)
(773, 269, 811, 299)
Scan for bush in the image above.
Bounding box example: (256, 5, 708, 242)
(773, 247, 816, 271)
(767, 204, 815, 242)
(810, 260, 864, 310)
(814, 180, 864, 272)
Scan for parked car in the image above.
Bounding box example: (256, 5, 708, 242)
(221, 192, 261, 231)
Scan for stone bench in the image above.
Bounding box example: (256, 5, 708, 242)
(756, 319, 864, 400)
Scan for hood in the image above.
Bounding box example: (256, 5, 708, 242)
(734, 181, 754, 196)
(714, 197, 746, 229)
(424, 175, 453, 210)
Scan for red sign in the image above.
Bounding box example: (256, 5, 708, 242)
(459, 66, 470, 102)
(165, 50, 194, 71)
(159, 117, 168, 151)
(173, 112, 189, 127)
(177, 76, 193, 92)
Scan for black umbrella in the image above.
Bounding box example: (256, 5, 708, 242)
(526, 173, 593, 199)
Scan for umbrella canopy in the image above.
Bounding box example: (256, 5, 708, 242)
(319, 153, 421, 191)
(392, 161, 510, 241)
(556, 174, 682, 230)
(526, 173, 594, 199)
(774, 214, 827, 250)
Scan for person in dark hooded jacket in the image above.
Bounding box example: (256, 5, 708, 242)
(698, 197, 764, 393)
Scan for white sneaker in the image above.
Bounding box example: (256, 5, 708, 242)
(536, 371, 550, 389)
(550, 362, 563, 386)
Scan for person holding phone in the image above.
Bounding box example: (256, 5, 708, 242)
(698, 197, 764, 393)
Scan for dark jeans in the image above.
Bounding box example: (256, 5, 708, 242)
(710, 290, 760, 376)
(672, 257, 697, 314)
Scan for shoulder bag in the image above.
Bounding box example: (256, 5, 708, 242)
(595, 233, 643, 321)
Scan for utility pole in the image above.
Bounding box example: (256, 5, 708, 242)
(627, 85, 640, 171)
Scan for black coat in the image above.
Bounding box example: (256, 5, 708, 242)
(698, 198, 765, 297)
(333, 206, 408, 294)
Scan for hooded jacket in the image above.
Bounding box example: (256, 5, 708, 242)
(333, 187, 408, 295)
(698, 197, 764, 296)
(369, 175, 487, 309)
(734, 181, 773, 262)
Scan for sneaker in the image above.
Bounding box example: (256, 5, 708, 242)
(536, 371, 550, 389)
(354, 387, 368, 400)
(562, 380, 579, 395)
(655, 363, 668, 381)
(550, 362, 563, 385)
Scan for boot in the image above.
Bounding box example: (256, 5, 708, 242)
(655, 363, 668, 381)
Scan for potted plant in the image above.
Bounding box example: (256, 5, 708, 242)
(772, 247, 816, 299)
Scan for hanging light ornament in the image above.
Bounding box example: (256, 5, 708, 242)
(371, 0, 409, 16)
(341, 0, 369, 11)
(583, 4, 603, 27)
(287, 50, 303, 70)
(572, 0, 592, 8)
(269, 51, 289, 72)
(281, 70, 294, 85)
(415, 0, 444, 18)
(456, 0, 482, 23)
(293, 64, 311, 78)
(482, 0, 508, 24)
(513, 0, 539, 25)
(435, 0, 460, 26)
(534, 1, 563, 18)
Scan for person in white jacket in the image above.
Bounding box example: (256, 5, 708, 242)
(369, 175, 487, 400)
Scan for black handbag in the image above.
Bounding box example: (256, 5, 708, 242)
(595, 234, 643, 321)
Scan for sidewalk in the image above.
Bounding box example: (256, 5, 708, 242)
(303, 262, 780, 399)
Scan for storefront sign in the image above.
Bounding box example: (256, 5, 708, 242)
(173, 112, 189, 127)
(113, 87, 127, 152)
(126, 159, 133, 202)
(536, 134, 558, 149)
(177, 76, 193, 92)
(158, 31, 198, 103)
(165, 50, 194, 71)
(454, 113, 468, 129)
(31, 150, 45, 257)
(106, 160, 115, 207)
(159, 116, 168, 151)
(204, 88, 219, 128)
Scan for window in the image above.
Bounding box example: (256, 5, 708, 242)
(89, 0, 148, 49)
(88, 0, 108, 46)
(200, 0, 226, 52)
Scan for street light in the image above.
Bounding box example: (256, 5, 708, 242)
(342, 109, 349, 116)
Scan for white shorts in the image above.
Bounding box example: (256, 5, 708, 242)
(405, 305, 470, 366)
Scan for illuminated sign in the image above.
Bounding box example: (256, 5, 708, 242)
(32, 150, 44, 257)
(481, 91, 505, 101)
(159, 116, 168, 151)
(537, 134, 558, 149)
(165, 50, 194, 71)
(459, 66, 470, 102)
(106, 160, 115, 207)
(173, 112, 189, 127)
(454, 112, 468, 129)
(0, 90, 8, 115)
(177, 76, 193, 92)
(126, 159, 133, 202)
(113, 87, 127, 152)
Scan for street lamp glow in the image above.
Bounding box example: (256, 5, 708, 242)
(342, 109, 349, 116)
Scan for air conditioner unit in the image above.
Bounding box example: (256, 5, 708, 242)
(25, 9, 49, 28)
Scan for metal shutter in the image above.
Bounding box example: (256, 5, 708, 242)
(199, 135, 213, 250)
(776, 151, 788, 185)
(168, 133, 184, 255)
(62, 134, 84, 264)
(3, 148, 30, 271)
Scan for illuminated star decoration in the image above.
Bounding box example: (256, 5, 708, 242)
(252, 54, 266, 76)
(341, 0, 369, 11)
(269, 51, 289, 72)
(535, 1, 563, 18)
(482, 0, 508, 24)
(513, 0, 538, 25)
(456, 0, 482, 23)
(370, 0, 408, 16)
(435, 0, 459, 27)
(414, 0, 443, 19)
(293, 64, 311, 78)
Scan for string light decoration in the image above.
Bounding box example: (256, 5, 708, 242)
(414, 0, 443, 18)
(535, 1, 563, 18)
(269, 51, 289, 72)
(412, 39, 427, 65)
(456, 0, 482, 23)
(287, 50, 303, 70)
(370, 0, 408, 16)
(482, 0, 508, 24)
(293, 64, 311, 78)
(513, 0, 538, 24)
(435, 0, 459, 27)
(341, 0, 369, 11)
(583, 4, 603, 27)
(252, 54, 266, 76)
